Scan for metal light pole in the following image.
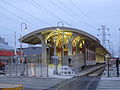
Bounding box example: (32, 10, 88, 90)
(57, 21, 64, 63)
(53, 32, 58, 74)
(118, 29, 120, 58)
(20, 23, 27, 76)
(57, 21, 64, 64)
(53, 21, 64, 74)
(116, 58, 119, 77)
(14, 32, 18, 76)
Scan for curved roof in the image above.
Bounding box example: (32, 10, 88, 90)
(20, 27, 100, 45)
(20, 26, 110, 55)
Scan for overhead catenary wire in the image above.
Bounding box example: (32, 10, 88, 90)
(56, 0, 97, 30)
(1, 0, 98, 30)
(50, 0, 84, 25)
(68, 0, 100, 26)
(0, 5, 40, 28)
(1, 0, 53, 26)
(0, 11, 34, 31)
(27, 0, 73, 27)
(0, 11, 20, 24)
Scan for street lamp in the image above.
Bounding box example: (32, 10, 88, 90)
(118, 29, 120, 58)
(56, 21, 64, 30)
(57, 21, 64, 66)
(20, 22, 28, 76)
(53, 21, 64, 75)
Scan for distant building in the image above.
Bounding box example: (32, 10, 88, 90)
(17, 46, 43, 63)
(22, 46, 42, 56)
(0, 37, 15, 63)
(0, 37, 8, 45)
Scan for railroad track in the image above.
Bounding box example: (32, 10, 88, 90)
(49, 66, 106, 90)
(87, 66, 106, 77)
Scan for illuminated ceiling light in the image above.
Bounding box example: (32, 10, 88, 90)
(56, 28, 60, 30)
(48, 39, 50, 41)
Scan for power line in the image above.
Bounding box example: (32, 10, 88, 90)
(0, 11, 20, 24)
(0, 5, 40, 28)
(0, 11, 34, 31)
(68, 0, 100, 26)
(56, 0, 97, 29)
(0, 10, 37, 30)
(50, 0, 85, 25)
(26, 0, 73, 26)
(1, 0, 53, 26)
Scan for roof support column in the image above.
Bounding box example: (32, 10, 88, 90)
(42, 40, 47, 66)
(35, 34, 48, 77)
(41, 38, 48, 77)
(76, 40, 83, 54)
(68, 38, 72, 56)
(76, 42, 79, 54)
(62, 32, 64, 65)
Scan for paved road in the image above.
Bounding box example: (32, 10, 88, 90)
(0, 76, 65, 90)
(57, 76, 101, 90)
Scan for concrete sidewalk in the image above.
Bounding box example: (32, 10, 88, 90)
(96, 64, 120, 90)
(0, 76, 65, 90)
(96, 77, 120, 90)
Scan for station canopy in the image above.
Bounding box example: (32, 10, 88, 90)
(20, 27, 110, 55)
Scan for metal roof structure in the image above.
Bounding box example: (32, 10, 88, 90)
(20, 27, 100, 44)
(20, 27, 110, 55)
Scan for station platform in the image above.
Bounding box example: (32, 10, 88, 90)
(97, 64, 120, 90)
(77, 64, 105, 77)
(96, 77, 120, 90)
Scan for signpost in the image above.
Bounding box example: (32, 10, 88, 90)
(52, 56, 59, 74)
(110, 57, 119, 77)
(116, 58, 119, 77)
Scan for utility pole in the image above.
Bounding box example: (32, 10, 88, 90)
(107, 41, 114, 57)
(111, 48, 114, 57)
(98, 25, 110, 48)
(118, 29, 120, 58)
(14, 32, 17, 56)
(107, 40, 111, 53)
(116, 58, 119, 77)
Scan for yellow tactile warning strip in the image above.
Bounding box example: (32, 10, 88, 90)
(0, 84, 23, 90)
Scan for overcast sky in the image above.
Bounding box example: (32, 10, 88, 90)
(0, 0, 120, 56)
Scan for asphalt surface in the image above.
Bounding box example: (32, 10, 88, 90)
(56, 76, 101, 90)
(0, 76, 65, 90)
(0, 65, 104, 90)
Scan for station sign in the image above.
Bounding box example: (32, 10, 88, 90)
(51, 56, 59, 65)
(111, 57, 119, 61)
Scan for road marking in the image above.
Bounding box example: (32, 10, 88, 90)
(55, 78, 77, 90)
